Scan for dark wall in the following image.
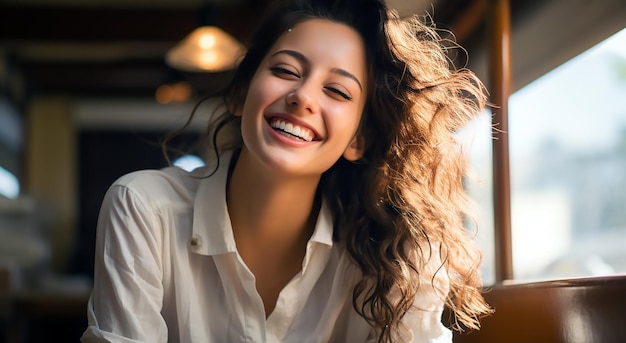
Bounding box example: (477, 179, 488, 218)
(71, 130, 199, 280)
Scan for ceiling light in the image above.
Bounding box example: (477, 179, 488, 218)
(165, 26, 245, 73)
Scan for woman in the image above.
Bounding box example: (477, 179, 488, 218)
(82, 0, 491, 342)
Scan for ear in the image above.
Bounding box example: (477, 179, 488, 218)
(229, 102, 243, 117)
(343, 135, 365, 162)
(228, 87, 248, 116)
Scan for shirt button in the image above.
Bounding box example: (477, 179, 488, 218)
(190, 235, 202, 249)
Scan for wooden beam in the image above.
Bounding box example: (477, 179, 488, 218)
(488, 0, 513, 283)
(0, 5, 257, 44)
(0, 7, 197, 43)
(450, 0, 487, 45)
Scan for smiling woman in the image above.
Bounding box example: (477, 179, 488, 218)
(81, 0, 491, 342)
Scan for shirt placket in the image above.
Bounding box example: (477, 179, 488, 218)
(266, 242, 332, 341)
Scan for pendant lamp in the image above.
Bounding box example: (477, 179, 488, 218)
(165, 26, 245, 73)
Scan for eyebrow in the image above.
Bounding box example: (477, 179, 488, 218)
(270, 49, 363, 91)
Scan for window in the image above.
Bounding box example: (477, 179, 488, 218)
(173, 154, 206, 172)
(508, 28, 626, 281)
(0, 165, 19, 199)
(458, 111, 495, 285)
(0, 97, 22, 199)
(465, 28, 626, 284)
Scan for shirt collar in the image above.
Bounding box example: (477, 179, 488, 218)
(191, 151, 237, 255)
(190, 151, 335, 256)
(309, 201, 334, 247)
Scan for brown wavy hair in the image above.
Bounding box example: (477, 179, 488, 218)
(165, 0, 493, 341)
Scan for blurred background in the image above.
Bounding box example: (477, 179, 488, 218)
(0, 0, 625, 342)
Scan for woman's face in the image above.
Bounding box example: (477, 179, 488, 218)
(238, 18, 367, 178)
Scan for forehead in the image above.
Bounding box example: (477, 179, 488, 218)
(267, 19, 367, 76)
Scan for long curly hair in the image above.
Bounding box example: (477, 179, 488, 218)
(166, 0, 493, 341)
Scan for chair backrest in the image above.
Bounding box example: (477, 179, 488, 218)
(452, 276, 626, 343)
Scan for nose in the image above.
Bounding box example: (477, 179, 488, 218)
(286, 82, 320, 115)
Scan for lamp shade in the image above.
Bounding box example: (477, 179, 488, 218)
(165, 26, 245, 73)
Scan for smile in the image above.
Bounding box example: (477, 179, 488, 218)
(269, 118, 315, 142)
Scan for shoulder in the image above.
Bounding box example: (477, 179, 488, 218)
(107, 166, 209, 210)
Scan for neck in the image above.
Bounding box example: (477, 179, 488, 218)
(227, 148, 321, 245)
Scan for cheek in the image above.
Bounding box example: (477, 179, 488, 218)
(341, 105, 364, 132)
(241, 77, 285, 116)
(326, 107, 363, 144)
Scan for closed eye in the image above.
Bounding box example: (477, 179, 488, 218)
(324, 87, 352, 101)
(269, 66, 300, 79)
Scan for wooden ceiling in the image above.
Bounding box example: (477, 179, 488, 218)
(0, 0, 488, 104)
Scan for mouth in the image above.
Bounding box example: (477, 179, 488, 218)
(268, 117, 318, 142)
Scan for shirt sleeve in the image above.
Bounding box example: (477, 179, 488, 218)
(81, 183, 168, 343)
(399, 244, 453, 343)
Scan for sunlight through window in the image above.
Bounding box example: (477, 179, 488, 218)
(173, 155, 206, 172)
(508, 28, 626, 281)
(0, 166, 19, 199)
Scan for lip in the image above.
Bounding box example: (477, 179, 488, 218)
(264, 113, 323, 142)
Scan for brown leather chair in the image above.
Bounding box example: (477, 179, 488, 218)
(452, 276, 626, 343)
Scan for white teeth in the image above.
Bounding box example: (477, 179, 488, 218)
(270, 119, 314, 142)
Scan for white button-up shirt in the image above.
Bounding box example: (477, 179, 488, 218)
(81, 152, 452, 343)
